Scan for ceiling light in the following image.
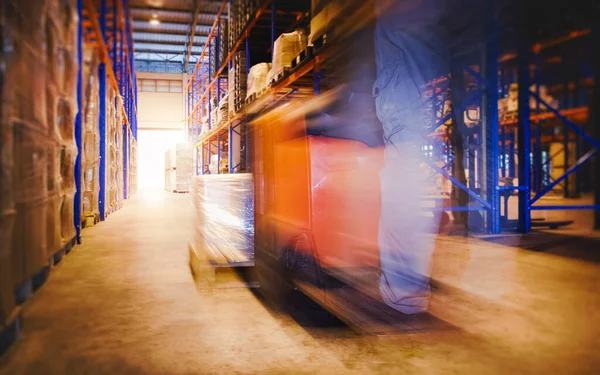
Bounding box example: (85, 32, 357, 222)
(149, 18, 160, 25)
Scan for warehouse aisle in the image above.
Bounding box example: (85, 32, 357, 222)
(1, 191, 600, 374)
(0, 191, 347, 374)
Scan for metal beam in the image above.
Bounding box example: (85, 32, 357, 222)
(132, 38, 205, 46)
(132, 22, 210, 36)
(184, 0, 202, 72)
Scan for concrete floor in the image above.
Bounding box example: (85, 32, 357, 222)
(1, 190, 599, 374)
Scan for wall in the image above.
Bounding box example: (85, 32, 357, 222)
(137, 72, 185, 130)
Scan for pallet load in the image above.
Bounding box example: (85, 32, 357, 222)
(81, 46, 101, 225)
(246, 63, 272, 100)
(175, 143, 194, 192)
(0, 0, 16, 332)
(4, 0, 49, 311)
(268, 30, 308, 84)
(49, 0, 79, 249)
(228, 51, 247, 116)
(105, 86, 123, 214)
(210, 18, 228, 79)
(129, 137, 137, 196)
(189, 174, 254, 283)
(164, 148, 175, 192)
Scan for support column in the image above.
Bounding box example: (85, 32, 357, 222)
(74, 0, 83, 243)
(593, 19, 600, 229)
(517, 9, 531, 233)
(98, 0, 107, 221)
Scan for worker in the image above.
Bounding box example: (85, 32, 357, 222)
(372, 0, 512, 314)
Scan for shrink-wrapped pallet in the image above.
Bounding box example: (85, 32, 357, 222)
(60, 192, 76, 243)
(175, 143, 194, 192)
(46, 192, 62, 258)
(192, 174, 254, 265)
(246, 63, 271, 99)
(270, 31, 308, 79)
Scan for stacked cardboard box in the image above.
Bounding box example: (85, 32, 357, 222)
(105, 86, 123, 213)
(228, 51, 247, 116)
(7, 0, 49, 299)
(81, 46, 100, 221)
(48, 0, 79, 247)
(175, 143, 194, 192)
(1, 0, 77, 324)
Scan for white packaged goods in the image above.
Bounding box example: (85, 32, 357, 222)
(176, 143, 194, 192)
(246, 63, 272, 99)
(271, 31, 308, 78)
(309, 0, 346, 45)
(192, 174, 254, 265)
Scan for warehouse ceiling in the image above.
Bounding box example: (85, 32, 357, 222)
(131, 0, 221, 74)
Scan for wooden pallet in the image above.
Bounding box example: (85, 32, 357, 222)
(291, 46, 314, 71)
(269, 67, 292, 86)
(14, 266, 50, 306)
(312, 32, 329, 55)
(245, 87, 269, 105)
(0, 307, 22, 357)
(13, 235, 78, 306)
(81, 212, 100, 229)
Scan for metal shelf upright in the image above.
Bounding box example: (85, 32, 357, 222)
(82, 0, 138, 220)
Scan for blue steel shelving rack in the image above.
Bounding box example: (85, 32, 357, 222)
(185, 0, 599, 233)
(186, 0, 277, 175)
(81, 0, 138, 223)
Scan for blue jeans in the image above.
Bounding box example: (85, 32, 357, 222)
(373, 0, 451, 314)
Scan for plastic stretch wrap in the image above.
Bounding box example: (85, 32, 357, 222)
(47, 192, 62, 255)
(60, 146, 77, 195)
(11, 197, 48, 286)
(246, 63, 271, 99)
(60, 192, 76, 243)
(271, 31, 308, 77)
(13, 125, 48, 204)
(175, 143, 193, 191)
(218, 95, 229, 126)
(229, 51, 247, 114)
(192, 174, 254, 264)
(47, 143, 62, 194)
(7, 0, 48, 131)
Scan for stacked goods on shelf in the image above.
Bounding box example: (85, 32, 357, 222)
(12, 0, 51, 289)
(81, 46, 100, 221)
(228, 51, 247, 116)
(209, 19, 228, 79)
(246, 63, 272, 99)
(217, 94, 229, 126)
(51, 0, 79, 247)
(218, 19, 228, 73)
(210, 96, 219, 129)
(164, 148, 175, 192)
(0, 0, 18, 325)
(105, 86, 123, 213)
(175, 143, 194, 192)
(309, 0, 348, 45)
(208, 153, 229, 174)
(268, 30, 308, 83)
(129, 138, 137, 194)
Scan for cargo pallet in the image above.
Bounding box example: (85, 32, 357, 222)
(13, 236, 77, 306)
(188, 242, 257, 289)
(0, 307, 22, 357)
(81, 212, 100, 228)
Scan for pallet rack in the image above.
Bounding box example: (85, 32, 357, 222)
(185, 0, 599, 233)
(81, 0, 138, 225)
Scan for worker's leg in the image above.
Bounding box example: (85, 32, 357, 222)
(373, 9, 445, 314)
